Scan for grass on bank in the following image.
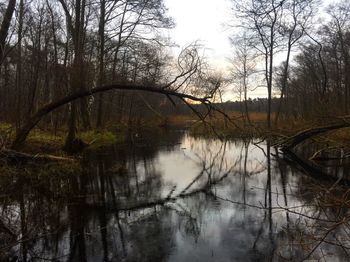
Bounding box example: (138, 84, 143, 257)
(172, 111, 350, 147)
(2, 111, 350, 153)
(78, 130, 119, 148)
(0, 122, 126, 154)
(26, 128, 124, 152)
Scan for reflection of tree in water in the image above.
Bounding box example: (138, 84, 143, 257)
(2, 132, 350, 261)
(279, 174, 350, 260)
(271, 144, 350, 261)
(126, 210, 174, 262)
(0, 130, 182, 261)
(185, 139, 279, 261)
(174, 138, 350, 261)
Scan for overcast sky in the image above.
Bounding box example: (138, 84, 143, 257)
(164, 0, 335, 100)
(164, 0, 233, 76)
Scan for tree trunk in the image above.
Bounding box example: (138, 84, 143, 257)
(11, 84, 212, 150)
(15, 0, 24, 131)
(96, 0, 106, 128)
(0, 0, 16, 65)
(275, 43, 292, 126)
(281, 122, 350, 151)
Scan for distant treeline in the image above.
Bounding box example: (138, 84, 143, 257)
(1, 0, 350, 147)
(158, 98, 279, 116)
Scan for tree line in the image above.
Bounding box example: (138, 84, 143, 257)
(1, 0, 350, 150)
(0, 0, 222, 150)
(230, 0, 350, 126)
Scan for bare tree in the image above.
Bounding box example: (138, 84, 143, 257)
(0, 0, 16, 66)
(233, 0, 285, 129)
(94, 0, 174, 128)
(326, 0, 350, 113)
(10, 44, 221, 149)
(274, 0, 316, 124)
(57, 0, 93, 150)
(230, 34, 259, 124)
(95, 0, 106, 128)
(15, 0, 24, 131)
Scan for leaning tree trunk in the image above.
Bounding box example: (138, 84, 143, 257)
(281, 121, 350, 151)
(10, 84, 212, 150)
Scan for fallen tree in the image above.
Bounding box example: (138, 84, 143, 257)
(280, 120, 350, 151)
(10, 84, 219, 150)
(0, 149, 76, 163)
(279, 118, 350, 183)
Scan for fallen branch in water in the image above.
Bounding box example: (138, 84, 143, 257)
(87, 169, 233, 212)
(274, 149, 350, 185)
(0, 149, 76, 163)
(309, 147, 350, 161)
(276, 119, 350, 184)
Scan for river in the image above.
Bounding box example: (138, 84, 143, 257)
(1, 129, 349, 261)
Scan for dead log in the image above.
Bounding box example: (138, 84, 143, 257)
(281, 121, 350, 151)
(0, 149, 76, 163)
(278, 119, 350, 184)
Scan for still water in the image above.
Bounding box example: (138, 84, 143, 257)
(1, 129, 349, 261)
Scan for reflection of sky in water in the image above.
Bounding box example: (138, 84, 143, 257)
(144, 134, 348, 261)
(1, 131, 349, 261)
(156, 134, 267, 196)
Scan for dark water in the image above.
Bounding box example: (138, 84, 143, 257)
(1, 130, 350, 261)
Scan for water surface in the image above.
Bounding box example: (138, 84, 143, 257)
(1, 130, 349, 261)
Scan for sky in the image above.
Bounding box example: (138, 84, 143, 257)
(164, 0, 233, 70)
(164, 0, 336, 100)
(164, 0, 237, 99)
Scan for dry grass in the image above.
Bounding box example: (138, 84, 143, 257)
(25, 129, 122, 152)
(182, 111, 350, 144)
(2, 111, 350, 153)
(317, 127, 350, 148)
(167, 115, 195, 125)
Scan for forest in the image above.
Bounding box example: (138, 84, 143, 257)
(1, 0, 350, 261)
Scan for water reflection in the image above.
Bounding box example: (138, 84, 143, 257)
(1, 130, 350, 261)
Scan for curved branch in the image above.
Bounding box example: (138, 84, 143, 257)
(281, 121, 350, 151)
(11, 83, 212, 149)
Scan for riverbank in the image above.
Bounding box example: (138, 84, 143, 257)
(183, 112, 350, 148)
(1, 124, 349, 262)
(1, 112, 350, 156)
(0, 117, 184, 156)
(0, 122, 125, 155)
